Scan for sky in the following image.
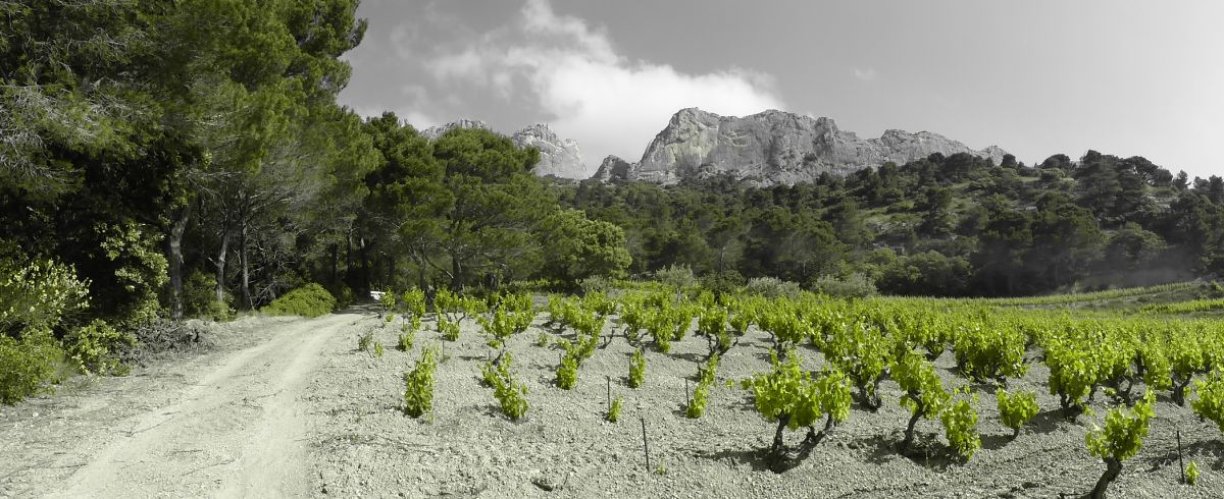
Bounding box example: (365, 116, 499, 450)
(338, 0, 1224, 179)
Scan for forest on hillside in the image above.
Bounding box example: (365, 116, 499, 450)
(3, 1, 1224, 402)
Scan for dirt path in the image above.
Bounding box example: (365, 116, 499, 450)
(1, 313, 360, 499)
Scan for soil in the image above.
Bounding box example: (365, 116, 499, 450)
(2, 310, 1222, 498)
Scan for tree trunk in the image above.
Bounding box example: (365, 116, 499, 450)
(330, 243, 339, 289)
(771, 414, 791, 456)
(166, 204, 192, 321)
(1089, 458, 1122, 499)
(215, 228, 229, 303)
(901, 403, 924, 453)
(451, 253, 463, 292)
(240, 222, 252, 310)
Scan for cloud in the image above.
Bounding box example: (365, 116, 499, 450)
(423, 0, 784, 170)
(853, 67, 878, 82)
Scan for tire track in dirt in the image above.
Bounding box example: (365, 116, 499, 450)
(46, 313, 357, 498)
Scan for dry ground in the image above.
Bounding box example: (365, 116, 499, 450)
(2, 310, 1223, 498)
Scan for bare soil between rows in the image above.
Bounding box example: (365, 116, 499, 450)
(2, 310, 1222, 498)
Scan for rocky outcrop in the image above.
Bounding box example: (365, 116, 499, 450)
(420, 119, 489, 140)
(420, 120, 589, 179)
(511, 124, 588, 179)
(591, 155, 633, 183)
(618, 108, 1008, 185)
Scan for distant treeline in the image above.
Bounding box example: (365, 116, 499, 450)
(561, 151, 1224, 297)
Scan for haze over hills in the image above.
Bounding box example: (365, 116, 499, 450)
(421, 108, 1008, 185)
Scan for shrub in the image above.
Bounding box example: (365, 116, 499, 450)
(556, 353, 579, 390)
(398, 327, 415, 352)
(810, 272, 877, 299)
(1192, 368, 1224, 434)
(745, 276, 802, 299)
(685, 380, 709, 419)
(941, 391, 981, 460)
(403, 348, 438, 418)
(1, 256, 88, 404)
(607, 395, 623, 423)
(1085, 391, 1156, 498)
(655, 264, 697, 292)
(996, 388, 1039, 438)
(0, 334, 68, 405)
(357, 329, 374, 352)
(66, 319, 134, 375)
(183, 271, 232, 321)
(261, 283, 336, 318)
(1187, 461, 1200, 485)
(485, 352, 529, 421)
(701, 270, 745, 298)
(628, 348, 646, 388)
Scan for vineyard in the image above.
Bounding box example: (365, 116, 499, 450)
(302, 283, 1224, 497)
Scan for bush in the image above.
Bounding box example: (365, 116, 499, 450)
(628, 348, 646, 388)
(745, 276, 802, 299)
(996, 388, 1039, 438)
(183, 271, 232, 321)
(655, 264, 697, 291)
(810, 272, 877, 299)
(403, 348, 438, 418)
(261, 283, 336, 318)
(607, 395, 623, 423)
(66, 319, 134, 375)
(0, 334, 68, 405)
(1, 255, 88, 404)
(701, 270, 745, 298)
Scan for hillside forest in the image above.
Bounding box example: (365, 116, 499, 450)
(3, 1, 1224, 402)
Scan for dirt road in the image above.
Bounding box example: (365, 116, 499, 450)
(1, 313, 361, 499)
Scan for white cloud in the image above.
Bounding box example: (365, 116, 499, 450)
(853, 67, 878, 82)
(424, 0, 784, 169)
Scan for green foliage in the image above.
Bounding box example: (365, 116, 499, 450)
(379, 289, 397, 312)
(538, 208, 632, 286)
(941, 391, 981, 460)
(1187, 460, 1200, 485)
(607, 395, 623, 423)
(0, 256, 88, 404)
(183, 271, 232, 321)
(484, 352, 529, 421)
(0, 256, 90, 335)
(995, 388, 1040, 436)
(685, 380, 709, 419)
(403, 348, 438, 418)
(810, 273, 877, 299)
(555, 353, 579, 390)
(951, 320, 1029, 382)
(893, 350, 949, 451)
(373, 341, 384, 358)
(0, 334, 68, 405)
(628, 348, 646, 388)
(439, 317, 461, 342)
(96, 222, 168, 325)
(741, 350, 853, 452)
(744, 276, 802, 299)
(397, 327, 415, 352)
(400, 289, 427, 319)
(261, 283, 336, 318)
(1085, 391, 1156, 498)
(66, 319, 134, 375)
(357, 330, 374, 353)
(1192, 368, 1224, 434)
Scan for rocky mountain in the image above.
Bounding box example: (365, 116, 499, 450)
(510, 124, 587, 179)
(596, 108, 1008, 185)
(420, 119, 490, 140)
(420, 120, 589, 179)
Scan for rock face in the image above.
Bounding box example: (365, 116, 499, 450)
(420, 119, 489, 140)
(511, 124, 588, 179)
(591, 155, 634, 183)
(622, 108, 1008, 185)
(420, 120, 589, 179)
